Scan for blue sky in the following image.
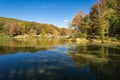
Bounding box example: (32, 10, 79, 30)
(0, 0, 98, 28)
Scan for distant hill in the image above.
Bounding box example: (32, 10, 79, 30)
(0, 16, 70, 38)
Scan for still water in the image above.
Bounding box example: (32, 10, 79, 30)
(0, 38, 120, 80)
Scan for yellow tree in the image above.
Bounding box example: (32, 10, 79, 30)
(72, 10, 86, 38)
(17, 22, 25, 35)
(52, 29, 60, 37)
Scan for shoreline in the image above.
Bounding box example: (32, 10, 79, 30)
(69, 38, 120, 44)
(0, 35, 120, 44)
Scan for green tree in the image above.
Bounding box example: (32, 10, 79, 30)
(106, 0, 119, 38)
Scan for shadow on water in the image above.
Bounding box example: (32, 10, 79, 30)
(0, 39, 120, 80)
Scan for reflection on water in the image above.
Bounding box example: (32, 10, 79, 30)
(69, 43, 120, 80)
(0, 38, 66, 55)
(0, 39, 120, 80)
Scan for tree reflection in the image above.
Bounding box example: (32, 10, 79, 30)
(0, 40, 120, 80)
(0, 39, 67, 55)
(68, 42, 120, 80)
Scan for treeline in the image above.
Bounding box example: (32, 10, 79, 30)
(0, 17, 69, 37)
(71, 0, 120, 41)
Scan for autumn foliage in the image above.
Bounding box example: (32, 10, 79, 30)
(0, 17, 69, 37)
(71, 0, 120, 40)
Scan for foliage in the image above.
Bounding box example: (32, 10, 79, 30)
(71, 11, 89, 38)
(71, 0, 120, 41)
(0, 17, 69, 37)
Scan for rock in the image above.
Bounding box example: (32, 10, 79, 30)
(13, 35, 29, 39)
(76, 38, 88, 43)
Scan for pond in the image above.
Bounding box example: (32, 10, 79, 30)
(0, 38, 120, 80)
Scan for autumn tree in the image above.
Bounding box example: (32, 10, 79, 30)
(9, 23, 17, 37)
(52, 29, 60, 37)
(71, 11, 87, 38)
(89, 4, 100, 36)
(89, 0, 113, 42)
(0, 17, 77, 37)
(60, 28, 69, 36)
(40, 29, 46, 36)
(35, 25, 40, 35)
(17, 22, 25, 35)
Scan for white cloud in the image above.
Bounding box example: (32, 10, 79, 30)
(64, 20, 69, 22)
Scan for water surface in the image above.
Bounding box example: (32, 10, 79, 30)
(0, 39, 120, 80)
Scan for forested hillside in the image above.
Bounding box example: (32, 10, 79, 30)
(0, 17, 69, 37)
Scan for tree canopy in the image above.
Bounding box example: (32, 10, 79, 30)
(71, 0, 120, 41)
(0, 17, 69, 37)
